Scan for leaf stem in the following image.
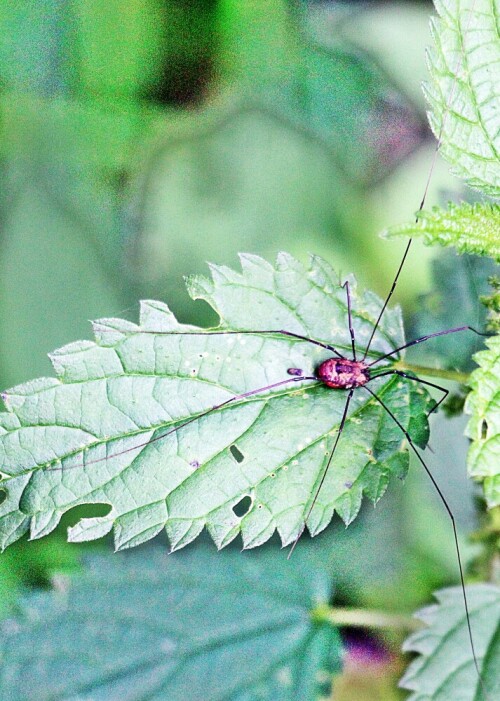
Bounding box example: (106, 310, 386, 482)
(391, 361, 470, 384)
(312, 604, 423, 632)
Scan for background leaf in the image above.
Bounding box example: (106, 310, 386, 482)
(400, 584, 500, 699)
(406, 249, 498, 372)
(465, 333, 500, 507)
(383, 202, 500, 263)
(425, 0, 500, 196)
(0, 254, 431, 553)
(0, 540, 343, 701)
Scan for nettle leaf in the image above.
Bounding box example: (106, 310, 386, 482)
(383, 202, 500, 263)
(410, 250, 498, 372)
(400, 584, 500, 700)
(0, 254, 431, 552)
(0, 542, 343, 700)
(465, 333, 500, 508)
(425, 0, 500, 196)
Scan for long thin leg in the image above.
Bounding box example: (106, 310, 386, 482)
(369, 370, 449, 416)
(362, 385, 486, 695)
(342, 281, 357, 360)
(362, 239, 413, 361)
(97, 326, 346, 359)
(288, 388, 355, 558)
(47, 375, 318, 474)
(367, 325, 489, 368)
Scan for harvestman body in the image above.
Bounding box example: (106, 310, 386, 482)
(315, 357, 370, 389)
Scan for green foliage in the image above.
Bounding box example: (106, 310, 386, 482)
(0, 1, 499, 697)
(389, 1, 500, 691)
(383, 202, 500, 262)
(410, 250, 498, 372)
(381, 0, 500, 520)
(480, 276, 500, 333)
(425, 0, 500, 196)
(0, 255, 431, 553)
(0, 542, 343, 700)
(401, 585, 500, 699)
(465, 334, 500, 508)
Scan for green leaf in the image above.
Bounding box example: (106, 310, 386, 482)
(480, 276, 500, 333)
(400, 584, 500, 699)
(425, 0, 500, 196)
(0, 541, 343, 700)
(410, 250, 498, 372)
(383, 202, 500, 263)
(0, 254, 431, 552)
(465, 333, 500, 507)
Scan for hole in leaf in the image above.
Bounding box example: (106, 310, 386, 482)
(230, 444, 245, 463)
(60, 503, 113, 530)
(233, 495, 252, 518)
(481, 420, 489, 439)
(0, 489, 6, 506)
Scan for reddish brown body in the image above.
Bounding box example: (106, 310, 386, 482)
(317, 357, 370, 389)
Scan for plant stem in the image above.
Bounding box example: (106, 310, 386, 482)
(391, 361, 470, 384)
(312, 604, 423, 632)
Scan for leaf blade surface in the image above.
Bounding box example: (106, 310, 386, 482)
(465, 333, 500, 507)
(383, 202, 500, 263)
(400, 584, 500, 700)
(0, 255, 430, 551)
(425, 0, 500, 196)
(0, 543, 343, 701)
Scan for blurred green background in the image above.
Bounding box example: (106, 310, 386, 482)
(0, 1, 485, 698)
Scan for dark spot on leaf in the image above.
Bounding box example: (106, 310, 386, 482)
(344, 481, 353, 490)
(481, 420, 488, 439)
(233, 495, 252, 517)
(287, 368, 303, 376)
(0, 489, 6, 506)
(230, 445, 245, 463)
(270, 472, 276, 478)
(190, 460, 200, 469)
